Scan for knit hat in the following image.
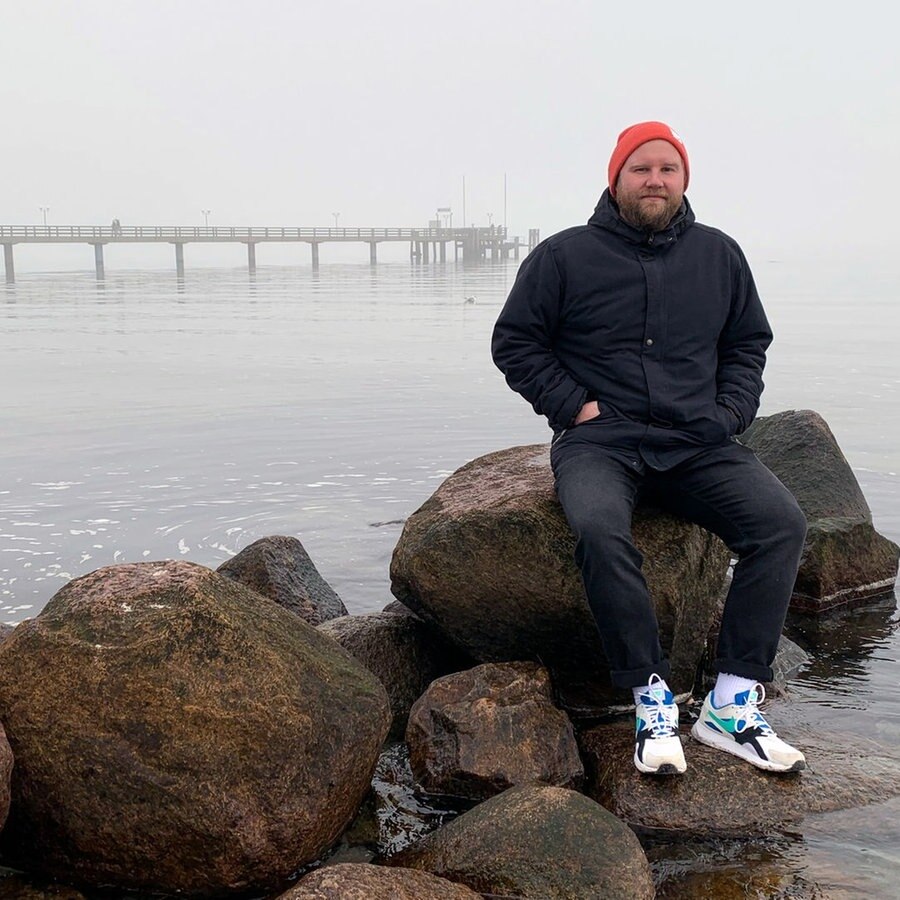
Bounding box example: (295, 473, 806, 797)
(607, 121, 689, 198)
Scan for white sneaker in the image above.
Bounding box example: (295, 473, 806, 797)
(634, 674, 687, 775)
(691, 684, 806, 773)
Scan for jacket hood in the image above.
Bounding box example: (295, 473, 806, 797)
(588, 188, 694, 245)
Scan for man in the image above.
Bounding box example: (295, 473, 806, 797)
(491, 122, 807, 776)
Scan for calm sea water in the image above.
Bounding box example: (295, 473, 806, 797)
(1, 255, 898, 894)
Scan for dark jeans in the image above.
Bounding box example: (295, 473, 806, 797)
(551, 439, 807, 689)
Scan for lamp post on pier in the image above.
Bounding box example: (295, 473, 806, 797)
(332, 212, 340, 229)
(201, 209, 211, 229)
(39, 207, 50, 226)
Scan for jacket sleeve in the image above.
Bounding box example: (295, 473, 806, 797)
(716, 248, 772, 432)
(491, 242, 588, 431)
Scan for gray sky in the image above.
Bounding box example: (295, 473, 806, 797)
(3, 1, 898, 267)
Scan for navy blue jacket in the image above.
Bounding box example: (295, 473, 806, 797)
(491, 190, 772, 470)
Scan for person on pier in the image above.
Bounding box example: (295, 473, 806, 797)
(491, 121, 807, 776)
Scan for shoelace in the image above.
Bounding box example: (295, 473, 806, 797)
(642, 688, 679, 738)
(732, 684, 775, 736)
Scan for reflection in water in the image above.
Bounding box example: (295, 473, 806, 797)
(787, 596, 898, 685)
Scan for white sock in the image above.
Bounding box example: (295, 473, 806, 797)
(713, 672, 758, 707)
(633, 678, 671, 705)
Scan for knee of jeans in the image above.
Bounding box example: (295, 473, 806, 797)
(784, 498, 808, 545)
(771, 495, 808, 550)
(568, 510, 631, 547)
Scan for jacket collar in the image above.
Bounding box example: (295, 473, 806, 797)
(588, 188, 694, 246)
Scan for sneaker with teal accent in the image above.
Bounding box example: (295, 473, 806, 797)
(634, 674, 686, 775)
(691, 684, 806, 773)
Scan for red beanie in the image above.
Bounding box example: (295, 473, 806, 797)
(607, 121, 689, 198)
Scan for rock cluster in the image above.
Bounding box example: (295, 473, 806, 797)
(0, 409, 894, 897)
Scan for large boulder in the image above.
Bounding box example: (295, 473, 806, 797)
(318, 610, 466, 739)
(0, 561, 391, 896)
(406, 662, 583, 800)
(390, 444, 730, 703)
(277, 863, 481, 899)
(580, 718, 900, 837)
(217, 535, 347, 624)
(741, 410, 899, 611)
(390, 784, 655, 899)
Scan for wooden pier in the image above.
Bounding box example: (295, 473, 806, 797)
(1, 224, 540, 281)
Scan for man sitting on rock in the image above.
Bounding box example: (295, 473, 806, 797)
(491, 121, 807, 775)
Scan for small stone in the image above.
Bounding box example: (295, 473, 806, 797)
(217, 534, 347, 624)
(406, 661, 583, 800)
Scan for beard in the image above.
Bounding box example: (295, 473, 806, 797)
(616, 190, 682, 232)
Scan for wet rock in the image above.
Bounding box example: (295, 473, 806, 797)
(406, 662, 583, 800)
(381, 599, 416, 616)
(390, 783, 655, 899)
(0, 876, 88, 900)
(217, 534, 347, 624)
(390, 444, 730, 708)
(318, 611, 469, 739)
(741, 410, 899, 611)
(0, 623, 15, 644)
(277, 863, 481, 899)
(0, 560, 390, 896)
(0, 722, 12, 834)
(580, 718, 900, 838)
(654, 862, 829, 899)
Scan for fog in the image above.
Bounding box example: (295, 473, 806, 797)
(3, 1, 898, 269)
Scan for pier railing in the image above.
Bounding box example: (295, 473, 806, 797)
(2, 223, 533, 281)
(0, 225, 509, 242)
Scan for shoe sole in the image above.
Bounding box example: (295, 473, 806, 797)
(690, 722, 806, 773)
(633, 750, 686, 775)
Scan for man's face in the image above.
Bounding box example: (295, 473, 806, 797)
(615, 139, 686, 232)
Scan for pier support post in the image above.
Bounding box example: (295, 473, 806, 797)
(174, 243, 185, 279)
(423, 242, 430, 263)
(440, 241, 446, 263)
(247, 243, 257, 275)
(311, 242, 320, 269)
(3, 244, 13, 283)
(369, 242, 377, 265)
(92, 243, 105, 279)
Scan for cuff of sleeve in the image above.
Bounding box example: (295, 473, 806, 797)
(718, 397, 745, 433)
(559, 388, 589, 429)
